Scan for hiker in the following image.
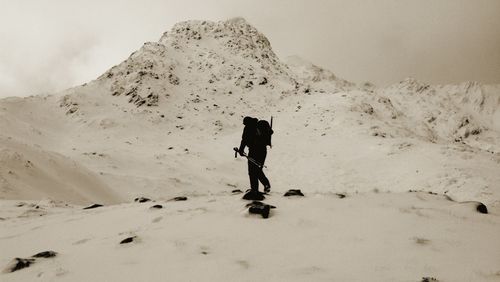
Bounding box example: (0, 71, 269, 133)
(238, 116, 272, 193)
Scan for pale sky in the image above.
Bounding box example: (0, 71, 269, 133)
(0, 0, 499, 97)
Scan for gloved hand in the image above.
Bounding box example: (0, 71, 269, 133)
(238, 148, 245, 156)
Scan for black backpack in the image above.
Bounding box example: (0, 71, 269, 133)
(256, 119, 273, 147)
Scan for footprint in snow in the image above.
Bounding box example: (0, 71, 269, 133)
(236, 260, 250, 269)
(152, 216, 163, 223)
(73, 238, 91, 245)
(199, 246, 210, 255)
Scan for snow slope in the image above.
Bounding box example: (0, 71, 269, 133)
(1, 192, 499, 281)
(1, 18, 499, 281)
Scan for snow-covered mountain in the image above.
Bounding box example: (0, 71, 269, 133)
(0, 18, 349, 204)
(1, 17, 499, 205)
(1, 18, 500, 281)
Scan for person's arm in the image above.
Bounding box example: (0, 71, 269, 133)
(238, 126, 249, 155)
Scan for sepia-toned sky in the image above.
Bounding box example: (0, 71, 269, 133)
(0, 0, 499, 97)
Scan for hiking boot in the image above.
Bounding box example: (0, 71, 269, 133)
(264, 185, 271, 194)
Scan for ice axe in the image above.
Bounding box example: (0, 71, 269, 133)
(233, 147, 266, 169)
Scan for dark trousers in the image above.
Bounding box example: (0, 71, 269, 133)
(248, 147, 270, 191)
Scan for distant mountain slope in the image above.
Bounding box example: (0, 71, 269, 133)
(349, 78, 500, 150)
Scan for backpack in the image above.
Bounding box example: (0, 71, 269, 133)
(256, 119, 273, 147)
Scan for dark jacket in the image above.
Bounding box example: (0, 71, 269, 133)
(239, 117, 259, 152)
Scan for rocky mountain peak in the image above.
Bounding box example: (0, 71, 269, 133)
(159, 17, 272, 51)
(89, 18, 297, 110)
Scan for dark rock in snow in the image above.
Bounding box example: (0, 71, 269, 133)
(171, 196, 188, 201)
(232, 189, 243, 194)
(150, 204, 163, 209)
(247, 202, 275, 219)
(2, 250, 59, 273)
(246, 201, 276, 218)
(83, 204, 103, 210)
(283, 189, 304, 197)
(421, 277, 439, 282)
(32, 251, 57, 258)
(249, 205, 270, 218)
(3, 258, 35, 273)
(134, 197, 151, 203)
(335, 193, 346, 199)
(242, 190, 265, 201)
(476, 203, 488, 214)
(245, 201, 276, 209)
(120, 236, 137, 244)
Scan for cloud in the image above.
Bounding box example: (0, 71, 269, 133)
(0, 29, 99, 97)
(0, 1, 102, 97)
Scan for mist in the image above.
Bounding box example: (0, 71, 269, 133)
(0, 0, 499, 97)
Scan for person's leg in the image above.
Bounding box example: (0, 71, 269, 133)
(248, 160, 259, 191)
(258, 170, 270, 190)
(253, 149, 271, 191)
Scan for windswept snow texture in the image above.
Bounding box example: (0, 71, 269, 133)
(0, 18, 499, 281)
(1, 192, 500, 281)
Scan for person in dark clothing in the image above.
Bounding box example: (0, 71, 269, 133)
(238, 116, 271, 193)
